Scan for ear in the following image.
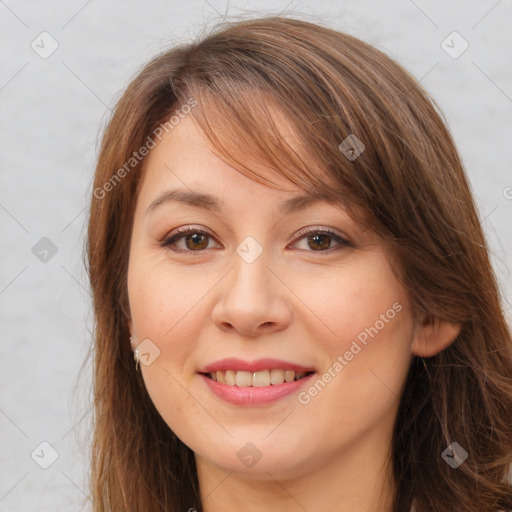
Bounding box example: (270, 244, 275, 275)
(412, 313, 461, 357)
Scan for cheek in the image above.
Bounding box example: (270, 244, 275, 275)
(128, 257, 209, 344)
(297, 255, 414, 420)
(127, 260, 211, 440)
(301, 257, 412, 357)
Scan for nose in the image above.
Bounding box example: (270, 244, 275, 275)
(211, 251, 292, 338)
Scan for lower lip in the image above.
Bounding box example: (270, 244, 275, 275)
(199, 373, 316, 406)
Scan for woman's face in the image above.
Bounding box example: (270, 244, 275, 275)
(127, 114, 418, 482)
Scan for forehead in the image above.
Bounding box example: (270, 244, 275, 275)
(145, 114, 296, 182)
(136, 115, 329, 214)
(133, 97, 373, 234)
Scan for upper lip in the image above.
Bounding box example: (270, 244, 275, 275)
(198, 358, 316, 374)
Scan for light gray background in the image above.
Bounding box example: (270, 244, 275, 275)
(1, 0, 511, 510)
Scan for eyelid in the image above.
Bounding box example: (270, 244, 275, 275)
(291, 225, 351, 244)
(160, 224, 352, 254)
(158, 224, 220, 253)
(158, 224, 214, 242)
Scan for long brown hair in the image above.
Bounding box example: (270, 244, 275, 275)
(85, 15, 512, 511)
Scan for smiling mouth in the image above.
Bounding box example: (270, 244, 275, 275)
(203, 369, 315, 387)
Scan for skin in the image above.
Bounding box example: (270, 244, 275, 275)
(127, 114, 460, 512)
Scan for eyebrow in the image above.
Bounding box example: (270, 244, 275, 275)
(145, 188, 337, 217)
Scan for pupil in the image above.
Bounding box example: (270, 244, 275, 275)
(187, 233, 207, 250)
(309, 234, 330, 250)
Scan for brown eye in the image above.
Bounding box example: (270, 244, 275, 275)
(292, 228, 352, 253)
(307, 233, 332, 251)
(184, 233, 209, 250)
(161, 227, 218, 253)
(161, 226, 351, 255)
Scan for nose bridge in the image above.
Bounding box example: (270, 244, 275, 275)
(227, 231, 271, 290)
(229, 243, 273, 306)
(211, 238, 292, 335)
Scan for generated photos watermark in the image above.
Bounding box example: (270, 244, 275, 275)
(298, 301, 403, 405)
(93, 97, 197, 200)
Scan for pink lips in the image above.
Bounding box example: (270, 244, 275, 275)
(198, 358, 316, 406)
(198, 357, 315, 374)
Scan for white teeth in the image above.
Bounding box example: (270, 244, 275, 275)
(209, 369, 312, 387)
(252, 370, 270, 387)
(235, 371, 252, 387)
(270, 369, 284, 385)
(225, 370, 236, 386)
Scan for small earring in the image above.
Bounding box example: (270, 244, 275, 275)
(133, 348, 140, 372)
(130, 336, 140, 373)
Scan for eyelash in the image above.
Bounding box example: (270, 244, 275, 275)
(159, 225, 352, 255)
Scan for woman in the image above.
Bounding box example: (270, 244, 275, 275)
(86, 15, 512, 512)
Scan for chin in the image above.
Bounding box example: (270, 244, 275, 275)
(198, 441, 317, 481)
